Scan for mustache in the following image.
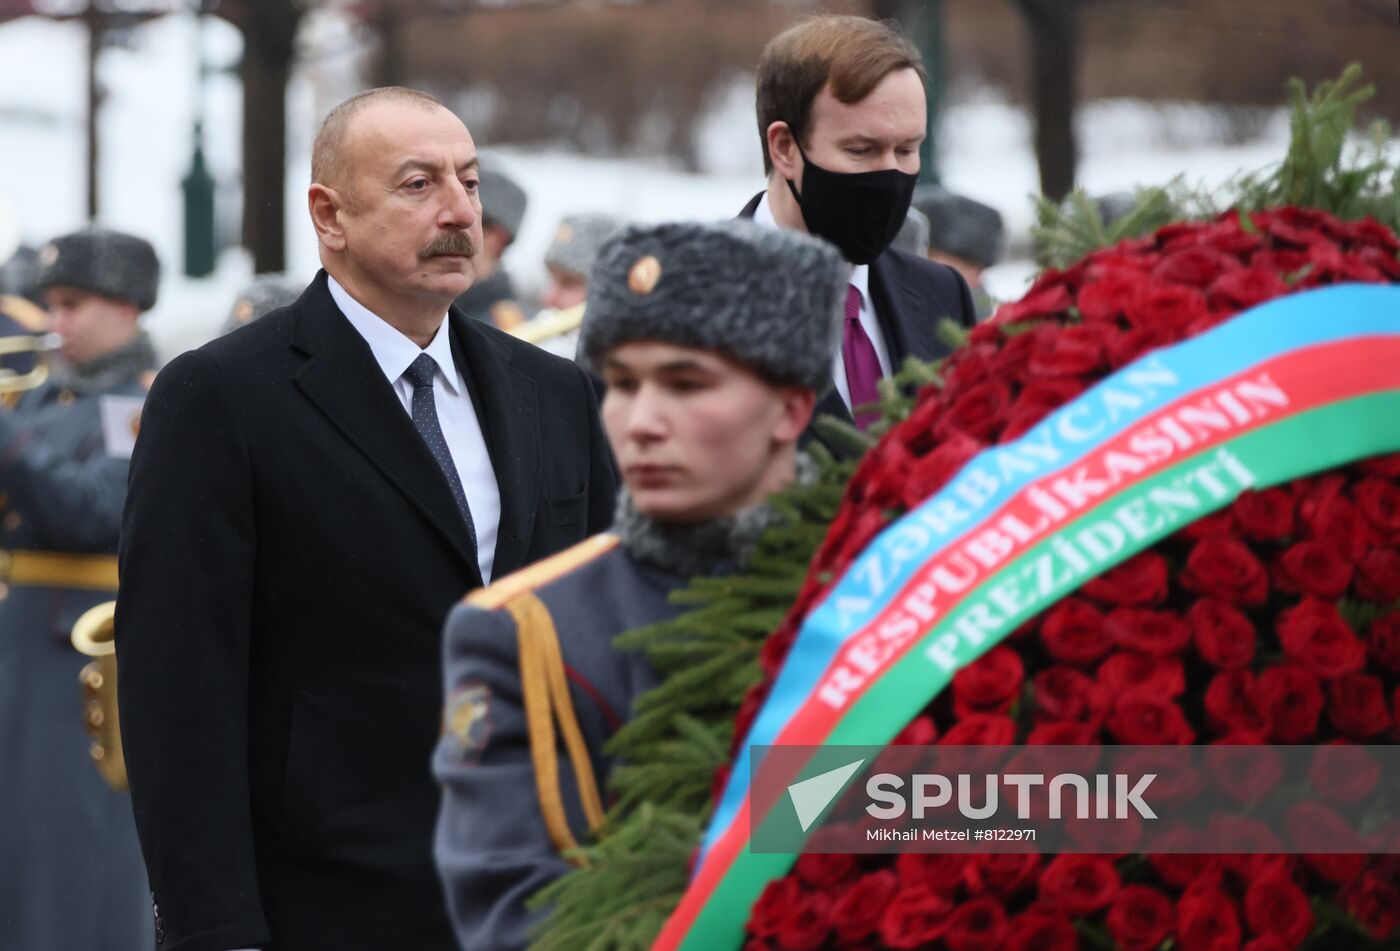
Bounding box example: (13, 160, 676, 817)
(419, 231, 477, 259)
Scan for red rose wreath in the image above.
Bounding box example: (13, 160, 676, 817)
(731, 207, 1400, 951)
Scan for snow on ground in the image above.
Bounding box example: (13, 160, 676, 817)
(1, 12, 1395, 360)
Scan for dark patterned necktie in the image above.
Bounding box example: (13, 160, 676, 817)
(403, 353, 478, 554)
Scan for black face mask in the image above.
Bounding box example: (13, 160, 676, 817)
(785, 142, 918, 265)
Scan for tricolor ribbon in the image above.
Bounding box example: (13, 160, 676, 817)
(653, 283, 1400, 951)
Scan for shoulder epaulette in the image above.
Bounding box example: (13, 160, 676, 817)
(465, 534, 620, 611)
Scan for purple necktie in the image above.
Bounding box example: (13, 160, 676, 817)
(841, 285, 881, 430)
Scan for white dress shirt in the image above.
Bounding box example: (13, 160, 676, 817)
(751, 192, 894, 411)
(328, 276, 501, 583)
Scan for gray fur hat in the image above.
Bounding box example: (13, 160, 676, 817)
(581, 220, 845, 392)
(221, 273, 304, 335)
(912, 185, 1004, 268)
(479, 167, 528, 238)
(545, 213, 626, 279)
(893, 206, 930, 257)
(35, 227, 160, 311)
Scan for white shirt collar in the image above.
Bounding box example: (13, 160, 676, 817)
(327, 275, 461, 395)
(752, 191, 868, 294)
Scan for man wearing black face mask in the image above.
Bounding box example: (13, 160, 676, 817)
(741, 15, 976, 455)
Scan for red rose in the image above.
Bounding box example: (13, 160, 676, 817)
(1082, 551, 1170, 606)
(1368, 613, 1400, 672)
(1177, 888, 1242, 951)
(992, 284, 1072, 326)
(1178, 509, 1237, 542)
(966, 853, 1041, 898)
(1038, 598, 1111, 666)
(1207, 266, 1290, 312)
(894, 853, 969, 893)
(1027, 323, 1111, 378)
(1210, 816, 1286, 875)
(1355, 550, 1400, 603)
(989, 327, 1039, 379)
(775, 891, 831, 951)
(938, 714, 1017, 746)
(1032, 666, 1109, 727)
(936, 379, 1012, 443)
(953, 646, 1024, 717)
(1353, 477, 1400, 543)
(1025, 721, 1099, 745)
(1359, 451, 1400, 479)
(1106, 325, 1169, 367)
(794, 852, 856, 889)
(1077, 271, 1145, 323)
(901, 432, 982, 510)
(1106, 607, 1193, 656)
(1010, 377, 1087, 418)
(1300, 482, 1372, 562)
(1230, 487, 1295, 541)
(1243, 872, 1315, 950)
(1097, 651, 1185, 698)
(942, 897, 1009, 951)
(941, 344, 997, 392)
(749, 876, 802, 938)
(1254, 664, 1323, 742)
(1328, 672, 1393, 738)
(1181, 538, 1268, 606)
(1274, 540, 1354, 599)
(1242, 939, 1290, 951)
(1037, 855, 1120, 915)
(879, 885, 952, 949)
(1189, 599, 1255, 668)
(830, 870, 898, 943)
(1125, 282, 1209, 333)
(1146, 827, 1219, 888)
(1204, 670, 1271, 738)
(1106, 885, 1176, 951)
(1285, 802, 1365, 875)
(1341, 870, 1400, 939)
(1206, 738, 1281, 802)
(1276, 598, 1366, 678)
(1107, 690, 1195, 744)
(1309, 742, 1381, 804)
(1153, 246, 1242, 287)
(1005, 907, 1077, 951)
(891, 714, 938, 746)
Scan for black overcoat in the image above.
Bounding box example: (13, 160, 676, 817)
(115, 271, 617, 951)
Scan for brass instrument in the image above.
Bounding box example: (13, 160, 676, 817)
(71, 601, 127, 792)
(0, 331, 61, 394)
(511, 302, 586, 346)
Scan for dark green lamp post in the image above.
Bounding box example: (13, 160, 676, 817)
(182, 3, 215, 277)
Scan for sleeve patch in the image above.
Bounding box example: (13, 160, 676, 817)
(444, 682, 493, 763)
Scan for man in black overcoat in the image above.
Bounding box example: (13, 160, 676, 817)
(115, 87, 616, 951)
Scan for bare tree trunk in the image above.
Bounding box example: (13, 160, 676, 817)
(1014, 0, 1079, 201)
(236, 1, 301, 274)
(85, 4, 106, 220)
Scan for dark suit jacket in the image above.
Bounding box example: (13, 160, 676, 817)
(115, 271, 617, 951)
(739, 192, 978, 458)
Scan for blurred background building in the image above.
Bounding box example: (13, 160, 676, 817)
(0, 0, 1396, 357)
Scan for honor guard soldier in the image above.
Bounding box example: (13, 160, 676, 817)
(219, 272, 304, 336)
(515, 212, 626, 359)
(432, 220, 847, 950)
(0, 227, 158, 949)
(912, 184, 1005, 321)
(453, 166, 530, 331)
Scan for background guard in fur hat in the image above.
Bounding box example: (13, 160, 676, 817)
(431, 219, 846, 951)
(0, 226, 158, 950)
